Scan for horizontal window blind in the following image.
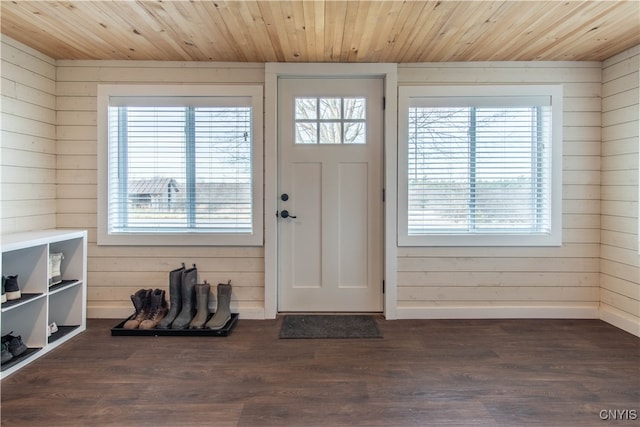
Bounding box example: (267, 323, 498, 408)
(107, 103, 253, 234)
(407, 104, 552, 234)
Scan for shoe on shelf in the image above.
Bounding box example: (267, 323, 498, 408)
(1, 341, 13, 364)
(1, 332, 28, 357)
(47, 322, 59, 337)
(4, 275, 21, 301)
(49, 252, 64, 286)
(1, 275, 6, 304)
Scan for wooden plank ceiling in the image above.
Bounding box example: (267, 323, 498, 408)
(1, 1, 639, 63)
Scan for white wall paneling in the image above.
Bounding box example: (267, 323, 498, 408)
(1, 36, 57, 234)
(1, 34, 639, 334)
(395, 62, 604, 320)
(56, 59, 265, 318)
(600, 46, 640, 336)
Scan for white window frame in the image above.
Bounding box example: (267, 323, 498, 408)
(97, 84, 263, 246)
(398, 85, 563, 247)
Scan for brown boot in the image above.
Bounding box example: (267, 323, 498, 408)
(123, 289, 152, 329)
(139, 289, 168, 330)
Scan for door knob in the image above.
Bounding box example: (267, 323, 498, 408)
(280, 210, 297, 219)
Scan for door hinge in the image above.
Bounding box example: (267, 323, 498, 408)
(383, 96, 386, 110)
(382, 188, 385, 202)
(382, 280, 385, 294)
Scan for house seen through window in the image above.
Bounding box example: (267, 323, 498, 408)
(97, 85, 263, 246)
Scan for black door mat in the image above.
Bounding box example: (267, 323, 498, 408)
(111, 313, 238, 337)
(279, 314, 382, 339)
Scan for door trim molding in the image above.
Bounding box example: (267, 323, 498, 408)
(264, 63, 398, 319)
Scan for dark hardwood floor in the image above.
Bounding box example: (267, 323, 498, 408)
(1, 317, 638, 426)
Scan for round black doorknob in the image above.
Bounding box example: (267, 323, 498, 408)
(280, 210, 296, 219)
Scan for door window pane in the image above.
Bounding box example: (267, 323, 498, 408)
(295, 98, 317, 119)
(319, 122, 341, 144)
(344, 122, 366, 144)
(344, 98, 365, 119)
(295, 122, 317, 144)
(319, 98, 341, 119)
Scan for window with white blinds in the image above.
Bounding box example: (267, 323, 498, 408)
(398, 85, 563, 246)
(97, 85, 263, 246)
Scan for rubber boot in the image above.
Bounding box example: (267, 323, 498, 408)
(123, 289, 152, 329)
(206, 281, 232, 330)
(189, 281, 211, 329)
(171, 265, 198, 329)
(139, 289, 168, 329)
(156, 264, 185, 329)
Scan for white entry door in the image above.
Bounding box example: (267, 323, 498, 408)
(278, 78, 383, 312)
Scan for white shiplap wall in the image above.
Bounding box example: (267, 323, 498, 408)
(395, 63, 603, 319)
(3, 34, 638, 330)
(1, 36, 57, 234)
(600, 47, 640, 336)
(55, 60, 266, 318)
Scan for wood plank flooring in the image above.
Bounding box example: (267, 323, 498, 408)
(1, 318, 638, 426)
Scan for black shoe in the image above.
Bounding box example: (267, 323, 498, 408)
(2, 332, 27, 357)
(4, 275, 21, 301)
(1, 341, 13, 364)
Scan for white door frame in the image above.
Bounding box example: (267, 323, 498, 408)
(264, 63, 398, 319)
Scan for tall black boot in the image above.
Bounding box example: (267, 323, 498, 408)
(189, 281, 211, 329)
(205, 281, 232, 330)
(171, 265, 198, 329)
(156, 264, 185, 329)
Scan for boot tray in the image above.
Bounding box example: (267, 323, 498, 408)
(111, 312, 238, 337)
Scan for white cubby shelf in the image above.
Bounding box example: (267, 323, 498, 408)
(1, 229, 87, 379)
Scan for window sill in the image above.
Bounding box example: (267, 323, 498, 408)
(398, 233, 562, 247)
(97, 231, 263, 247)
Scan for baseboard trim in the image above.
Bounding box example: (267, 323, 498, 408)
(92, 303, 628, 329)
(396, 305, 599, 320)
(88, 303, 265, 320)
(599, 305, 640, 337)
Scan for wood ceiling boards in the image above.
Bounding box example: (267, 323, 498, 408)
(1, 1, 639, 63)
